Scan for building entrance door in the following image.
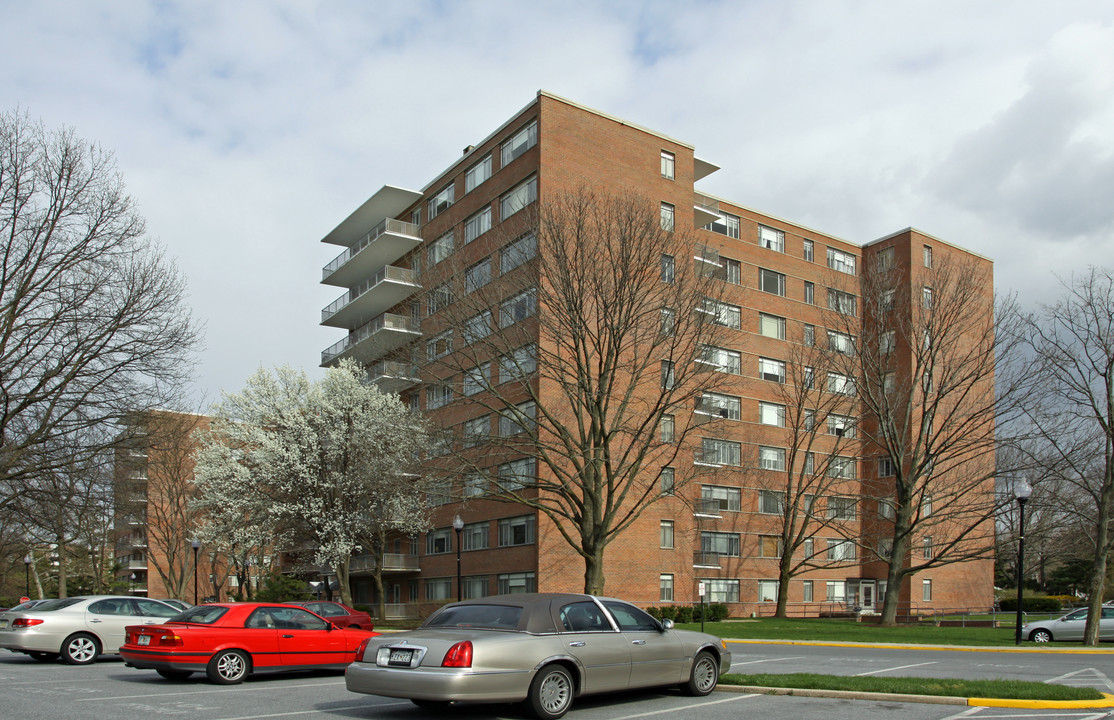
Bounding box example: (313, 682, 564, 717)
(859, 581, 876, 613)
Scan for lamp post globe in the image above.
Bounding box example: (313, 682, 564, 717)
(452, 514, 464, 602)
(23, 554, 31, 596)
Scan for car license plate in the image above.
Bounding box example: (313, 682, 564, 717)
(388, 648, 413, 666)
(138, 635, 151, 646)
(0, 619, 7, 629)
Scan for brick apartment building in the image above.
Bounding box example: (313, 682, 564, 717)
(318, 91, 996, 617)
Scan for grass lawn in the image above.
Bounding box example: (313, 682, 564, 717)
(720, 673, 1105, 701)
(674, 617, 1029, 646)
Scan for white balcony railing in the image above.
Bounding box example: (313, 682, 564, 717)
(322, 265, 418, 323)
(321, 312, 420, 365)
(322, 218, 420, 280)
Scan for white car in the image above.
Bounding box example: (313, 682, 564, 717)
(1021, 605, 1114, 642)
(0, 595, 181, 664)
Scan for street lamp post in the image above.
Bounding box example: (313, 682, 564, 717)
(23, 554, 31, 596)
(453, 514, 464, 602)
(1014, 479, 1032, 645)
(191, 539, 201, 605)
(129, 572, 136, 595)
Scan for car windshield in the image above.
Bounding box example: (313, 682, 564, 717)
(170, 605, 229, 624)
(426, 604, 522, 630)
(29, 597, 84, 611)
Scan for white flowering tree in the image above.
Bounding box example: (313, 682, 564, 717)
(193, 360, 430, 609)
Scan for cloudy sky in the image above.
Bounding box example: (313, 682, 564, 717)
(3, 1, 1112, 405)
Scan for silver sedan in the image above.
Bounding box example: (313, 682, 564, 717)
(1022, 605, 1114, 642)
(0, 595, 181, 664)
(345, 592, 731, 720)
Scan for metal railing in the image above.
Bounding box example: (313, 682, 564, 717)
(321, 312, 420, 364)
(348, 553, 420, 573)
(369, 360, 420, 382)
(322, 265, 419, 322)
(693, 551, 721, 568)
(322, 218, 420, 279)
(692, 498, 723, 517)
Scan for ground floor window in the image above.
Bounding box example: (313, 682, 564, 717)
(463, 576, 489, 599)
(802, 580, 813, 602)
(498, 571, 536, 594)
(426, 578, 452, 601)
(660, 574, 674, 602)
(700, 578, 740, 603)
(826, 581, 846, 603)
(758, 580, 779, 603)
(922, 578, 932, 601)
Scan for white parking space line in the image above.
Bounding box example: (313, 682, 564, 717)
(74, 679, 345, 701)
(1047, 668, 1114, 693)
(209, 701, 410, 720)
(854, 661, 936, 676)
(728, 655, 806, 666)
(606, 694, 759, 719)
(940, 709, 984, 720)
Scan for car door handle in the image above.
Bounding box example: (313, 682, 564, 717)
(568, 641, 585, 647)
(282, 634, 294, 638)
(144, 621, 157, 625)
(89, 619, 102, 623)
(631, 640, 646, 646)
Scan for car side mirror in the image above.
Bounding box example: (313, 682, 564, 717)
(660, 619, 674, 632)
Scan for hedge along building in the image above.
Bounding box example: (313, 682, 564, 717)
(317, 91, 996, 617)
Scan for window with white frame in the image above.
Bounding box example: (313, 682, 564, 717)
(827, 247, 857, 275)
(803, 451, 815, 474)
(759, 401, 786, 427)
(464, 206, 492, 244)
(427, 331, 452, 361)
(701, 578, 740, 603)
(878, 456, 896, 477)
(660, 360, 675, 389)
(426, 384, 453, 410)
(826, 581, 846, 603)
(803, 324, 815, 346)
(760, 268, 786, 295)
(700, 531, 740, 557)
(501, 120, 537, 167)
(501, 232, 537, 273)
(883, 371, 895, 394)
(706, 211, 740, 239)
(660, 520, 674, 548)
(661, 254, 675, 282)
(759, 225, 785, 252)
(499, 344, 537, 383)
(660, 574, 674, 602)
(827, 496, 857, 520)
(923, 286, 933, 309)
(803, 580, 814, 602)
(760, 489, 785, 514)
(463, 576, 489, 599)
(877, 246, 894, 270)
(881, 289, 895, 312)
(922, 494, 933, 517)
(428, 231, 454, 265)
(699, 345, 741, 374)
(426, 578, 453, 600)
(428, 282, 452, 316)
(660, 466, 675, 495)
(760, 313, 786, 339)
(463, 363, 491, 396)
(724, 257, 741, 283)
(803, 537, 815, 559)
(922, 578, 932, 601)
(500, 175, 537, 219)
(878, 538, 893, 559)
(500, 288, 536, 328)
(701, 438, 741, 466)
(696, 392, 741, 420)
(759, 537, 782, 559)
(803, 239, 814, 262)
(465, 257, 491, 293)
(426, 528, 452, 554)
(660, 414, 675, 443)
(759, 357, 786, 383)
(827, 372, 856, 395)
(411, 207, 421, 226)
(463, 475, 488, 500)
(660, 202, 675, 231)
(462, 415, 489, 448)
(827, 539, 856, 561)
(828, 288, 857, 315)
(759, 446, 786, 471)
(880, 330, 896, 354)
(923, 536, 933, 559)
(499, 401, 536, 436)
(498, 515, 535, 546)
(804, 366, 815, 389)
(701, 298, 742, 328)
(462, 521, 489, 550)
(702, 485, 741, 512)
(804, 281, 815, 304)
(758, 579, 780, 601)
(827, 330, 854, 355)
(498, 571, 536, 594)
(661, 150, 675, 179)
(828, 455, 856, 479)
(827, 414, 855, 437)
(465, 153, 492, 193)
(655, 308, 674, 337)
(462, 311, 493, 344)
(428, 183, 454, 219)
(498, 457, 535, 491)
(923, 245, 933, 268)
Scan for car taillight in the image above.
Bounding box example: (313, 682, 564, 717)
(355, 637, 374, 660)
(12, 618, 44, 628)
(159, 634, 183, 646)
(442, 641, 472, 668)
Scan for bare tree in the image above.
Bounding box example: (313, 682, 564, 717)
(420, 188, 733, 594)
(825, 251, 1019, 625)
(0, 109, 201, 514)
(1015, 268, 1114, 644)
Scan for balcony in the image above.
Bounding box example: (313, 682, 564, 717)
(693, 498, 723, 519)
(693, 447, 725, 468)
(693, 551, 721, 568)
(127, 558, 147, 570)
(694, 193, 721, 228)
(322, 218, 421, 287)
(368, 360, 421, 393)
(322, 265, 421, 329)
(348, 553, 421, 574)
(321, 312, 421, 366)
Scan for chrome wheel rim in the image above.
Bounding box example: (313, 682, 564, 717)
(217, 653, 246, 680)
(69, 637, 96, 662)
(539, 670, 571, 713)
(1032, 631, 1051, 642)
(693, 656, 717, 691)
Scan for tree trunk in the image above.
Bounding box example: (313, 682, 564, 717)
(775, 560, 793, 618)
(336, 557, 353, 607)
(879, 532, 910, 626)
(56, 539, 68, 599)
(583, 550, 605, 595)
(1083, 467, 1114, 645)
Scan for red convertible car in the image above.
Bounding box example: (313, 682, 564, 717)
(121, 602, 378, 684)
(285, 601, 373, 630)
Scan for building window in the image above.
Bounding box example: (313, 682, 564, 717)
(804, 409, 816, 432)
(759, 401, 786, 427)
(428, 183, 454, 219)
(702, 485, 741, 512)
(706, 212, 740, 239)
(500, 175, 537, 219)
(803, 239, 814, 262)
(463, 576, 489, 599)
(464, 206, 492, 244)
(700, 531, 740, 557)
(425, 578, 452, 600)
(426, 528, 452, 555)
(759, 313, 786, 340)
(878, 500, 895, 520)
(661, 254, 675, 283)
(498, 457, 535, 491)
(883, 371, 895, 394)
(826, 581, 846, 603)
(759, 268, 786, 296)
(880, 330, 896, 354)
(462, 522, 489, 550)
(803, 452, 816, 475)
(462, 415, 489, 448)
(700, 438, 741, 466)
(660, 202, 675, 231)
(463, 475, 487, 499)
(660, 466, 675, 495)
(499, 344, 537, 384)
(500, 288, 537, 328)
(660, 308, 676, 336)
(501, 232, 537, 274)
(922, 579, 933, 601)
(759, 490, 785, 514)
(804, 281, 815, 304)
(462, 311, 493, 345)
(759, 446, 786, 471)
(826, 414, 855, 438)
(428, 231, 454, 265)
(827, 372, 856, 396)
(923, 536, 933, 559)
(803, 324, 815, 346)
(827, 455, 856, 479)
(804, 366, 815, 389)
(463, 363, 491, 396)
(923, 286, 934, 309)
(877, 246, 894, 270)
(827, 496, 857, 520)
(465, 154, 492, 193)
(465, 258, 492, 293)
(661, 150, 675, 180)
(803, 537, 814, 558)
(827, 330, 854, 355)
(701, 578, 740, 603)
(660, 414, 675, 443)
(881, 289, 895, 312)
(724, 257, 741, 283)
(660, 574, 674, 602)
(696, 392, 741, 420)
(700, 345, 742, 374)
(660, 520, 674, 548)
(498, 515, 536, 546)
(802, 580, 814, 602)
(759, 225, 784, 252)
(827, 539, 856, 561)
(501, 120, 537, 167)
(497, 571, 536, 594)
(499, 401, 536, 436)
(660, 360, 675, 389)
(701, 298, 742, 328)
(923, 245, 933, 268)
(759, 537, 782, 559)
(922, 494, 933, 517)
(759, 357, 786, 383)
(427, 331, 452, 361)
(426, 384, 453, 410)
(827, 247, 857, 275)
(827, 288, 857, 316)
(428, 282, 453, 316)
(410, 207, 421, 226)
(879, 457, 896, 477)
